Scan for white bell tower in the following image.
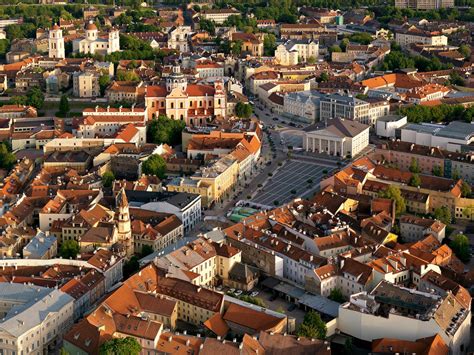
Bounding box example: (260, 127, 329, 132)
(48, 24, 65, 59)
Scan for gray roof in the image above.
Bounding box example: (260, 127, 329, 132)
(23, 232, 57, 259)
(377, 114, 407, 122)
(436, 121, 474, 141)
(298, 293, 340, 318)
(285, 90, 322, 105)
(403, 121, 474, 141)
(306, 118, 369, 138)
(126, 190, 200, 209)
(0, 284, 73, 337)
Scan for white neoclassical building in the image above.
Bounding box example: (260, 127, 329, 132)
(73, 21, 120, 55)
(303, 118, 369, 157)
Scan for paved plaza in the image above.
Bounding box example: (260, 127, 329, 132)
(251, 160, 336, 206)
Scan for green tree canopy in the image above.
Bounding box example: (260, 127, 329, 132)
(235, 102, 253, 118)
(328, 288, 345, 303)
(99, 337, 141, 355)
(26, 87, 45, 109)
(102, 171, 115, 188)
(147, 115, 185, 146)
(449, 233, 470, 263)
(433, 206, 452, 225)
(141, 244, 154, 257)
(59, 240, 80, 259)
(142, 154, 166, 179)
(99, 75, 111, 96)
(409, 173, 421, 187)
(296, 310, 327, 339)
(123, 256, 140, 279)
(379, 185, 406, 215)
(263, 34, 276, 56)
(461, 181, 472, 198)
(0, 143, 16, 170)
(116, 70, 140, 82)
(59, 94, 70, 116)
(409, 158, 420, 173)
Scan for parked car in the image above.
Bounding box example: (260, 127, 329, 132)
(250, 291, 259, 297)
(229, 288, 235, 294)
(234, 289, 243, 296)
(216, 285, 223, 291)
(287, 304, 297, 311)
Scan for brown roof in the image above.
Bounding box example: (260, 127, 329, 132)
(135, 291, 177, 317)
(223, 303, 284, 332)
(203, 312, 229, 337)
(372, 334, 448, 355)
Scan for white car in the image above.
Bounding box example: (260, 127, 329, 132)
(229, 288, 235, 294)
(234, 290, 243, 296)
(250, 291, 259, 297)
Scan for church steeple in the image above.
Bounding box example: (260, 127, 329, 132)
(116, 187, 132, 256)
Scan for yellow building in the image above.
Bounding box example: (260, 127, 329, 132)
(168, 155, 239, 207)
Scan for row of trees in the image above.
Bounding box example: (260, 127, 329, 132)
(399, 104, 474, 124)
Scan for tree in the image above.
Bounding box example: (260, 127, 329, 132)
(449, 71, 465, 86)
(329, 45, 342, 53)
(349, 32, 373, 45)
(409, 173, 421, 187)
(0, 39, 9, 60)
(99, 337, 141, 355)
(409, 157, 420, 173)
(452, 168, 460, 180)
(231, 40, 242, 56)
(116, 70, 140, 82)
(102, 171, 115, 188)
(449, 233, 470, 262)
(307, 56, 317, 64)
(317, 72, 329, 83)
(432, 165, 443, 177)
(147, 115, 185, 146)
(461, 181, 472, 198)
(263, 34, 276, 56)
(59, 95, 70, 116)
(26, 87, 44, 109)
(59, 240, 80, 259)
(0, 143, 16, 170)
(123, 256, 140, 278)
(99, 75, 111, 96)
(328, 288, 345, 303)
(459, 44, 471, 59)
(199, 18, 216, 35)
(434, 206, 452, 225)
(141, 245, 154, 257)
(296, 311, 326, 340)
(379, 185, 406, 215)
(142, 154, 166, 179)
(235, 102, 253, 118)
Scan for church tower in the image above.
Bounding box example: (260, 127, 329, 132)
(49, 24, 65, 59)
(116, 187, 132, 256)
(166, 65, 187, 92)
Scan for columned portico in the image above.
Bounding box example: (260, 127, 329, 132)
(304, 135, 344, 157)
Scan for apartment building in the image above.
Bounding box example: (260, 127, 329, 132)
(168, 155, 239, 207)
(319, 93, 389, 126)
(283, 90, 322, 124)
(395, 28, 448, 48)
(73, 71, 100, 98)
(376, 140, 474, 183)
(274, 39, 319, 65)
(128, 191, 202, 233)
(395, 0, 454, 9)
(0, 284, 74, 355)
(399, 215, 446, 242)
(201, 8, 241, 24)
